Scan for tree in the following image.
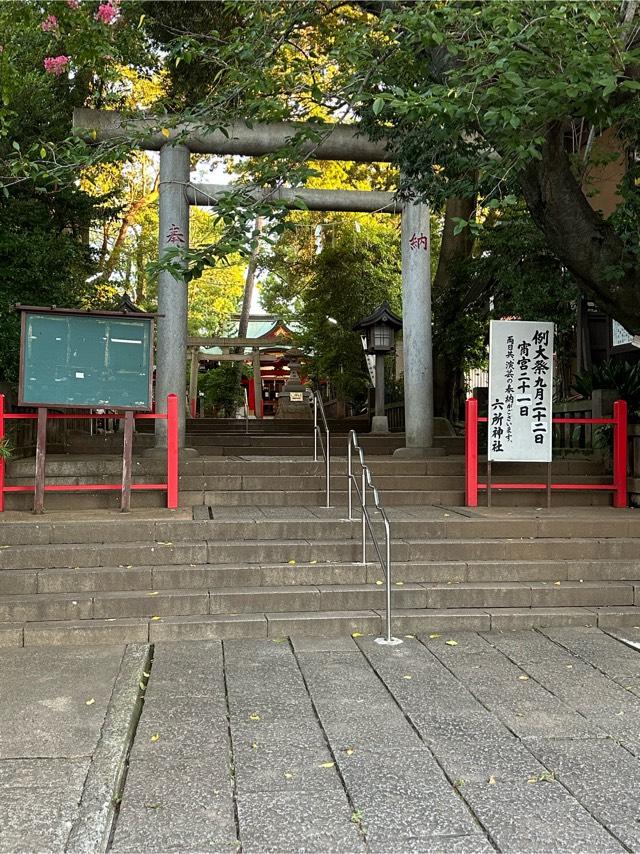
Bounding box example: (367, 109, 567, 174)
(262, 214, 402, 405)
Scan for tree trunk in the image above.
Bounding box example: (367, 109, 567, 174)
(101, 177, 159, 283)
(234, 217, 264, 396)
(520, 122, 640, 333)
(433, 196, 476, 421)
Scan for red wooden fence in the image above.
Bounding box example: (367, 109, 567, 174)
(465, 396, 628, 508)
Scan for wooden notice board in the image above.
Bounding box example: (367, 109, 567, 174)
(18, 307, 155, 411)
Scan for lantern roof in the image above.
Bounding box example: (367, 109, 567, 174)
(353, 302, 403, 332)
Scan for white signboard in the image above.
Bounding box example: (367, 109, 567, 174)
(612, 319, 640, 349)
(488, 320, 554, 462)
(612, 319, 633, 348)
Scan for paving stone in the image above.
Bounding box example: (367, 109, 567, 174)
(0, 592, 93, 622)
(0, 570, 37, 595)
(423, 582, 531, 609)
(428, 733, 544, 784)
(262, 562, 368, 586)
(465, 560, 570, 583)
(236, 790, 364, 854)
(596, 605, 640, 627)
(336, 749, 480, 843)
(462, 780, 625, 853)
(0, 522, 51, 546)
(266, 610, 381, 637)
(0, 623, 23, 647)
(378, 561, 467, 584)
(153, 564, 258, 589)
(148, 640, 225, 697)
(93, 590, 209, 619)
(37, 567, 153, 594)
(488, 607, 597, 631)
(485, 629, 577, 663)
(527, 737, 640, 851)
(112, 759, 237, 853)
(210, 585, 320, 614)
(149, 613, 267, 641)
(232, 720, 328, 753)
(0, 758, 89, 853)
(49, 520, 157, 544)
(367, 835, 494, 854)
(99, 540, 208, 567)
(566, 560, 640, 580)
(23, 617, 148, 647)
(291, 636, 360, 654)
(540, 625, 640, 677)
(389, 608, 491, 633)
(317, 583, 427, 610)
(0, 544, 100, 570)
(233, 743, 335, 794)
(0, 645, 123, 759)
(529, 580, 633, 607)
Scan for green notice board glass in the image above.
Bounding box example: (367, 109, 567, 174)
(18, 308, 154, 410)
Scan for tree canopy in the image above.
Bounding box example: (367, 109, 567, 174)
(3, 0, 640, 401)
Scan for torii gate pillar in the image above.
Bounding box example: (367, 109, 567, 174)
(155, 143, 190, 449)
(394, 200, 444, 458)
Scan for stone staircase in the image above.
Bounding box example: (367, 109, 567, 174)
(0, 503, 639, 647)
(0, 418, 633, 646)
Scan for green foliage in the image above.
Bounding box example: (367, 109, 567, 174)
(262, 215, 401, 404)
(0, 193, 111, 386)
(573, 359, 640, 414)
(198, 363, 250, 416)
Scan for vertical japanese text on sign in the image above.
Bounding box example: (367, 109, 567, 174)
(488, 320, 554, 462)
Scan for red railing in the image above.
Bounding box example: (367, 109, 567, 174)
(465, 396, 628, 508)
(0, 393, 179, 512)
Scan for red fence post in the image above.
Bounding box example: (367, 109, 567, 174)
(613, 398, 628, 508)
(0, 394, 5, 513)
(465, 396, 478, 507)
(166, 393, 179, 509)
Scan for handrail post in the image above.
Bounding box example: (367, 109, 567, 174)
(325, 428, 330, 508)
(0, 394, 5, 513)
(313, 395, 318, 462)
(465, 397, 478, 507)
(347, 433, 353, 520)
(361, 466, 367, 565)
(384, 517, 392, 643)
(613, 398, 628, 508)
(166, 393, 179, 510)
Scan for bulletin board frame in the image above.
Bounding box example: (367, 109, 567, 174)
(16, 305, 155, 412)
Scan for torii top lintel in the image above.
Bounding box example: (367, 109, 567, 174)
(73, 108, 391, 163)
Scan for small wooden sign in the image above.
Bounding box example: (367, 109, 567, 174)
(289, 391, 304, 402)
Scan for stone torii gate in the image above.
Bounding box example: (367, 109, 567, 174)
(73, 108, 439, 458)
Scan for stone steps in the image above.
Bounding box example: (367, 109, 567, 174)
(6, 558, 639, 597)
(3, 554, 639, 599)
(0, 578, 637, 625)
(4, 603, 640, 647)
(3, 535, 640, 570)
(6, 453, 605, 478)
(3, 509, 639, 543)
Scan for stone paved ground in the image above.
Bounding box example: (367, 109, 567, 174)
(5, 628, 640, 852)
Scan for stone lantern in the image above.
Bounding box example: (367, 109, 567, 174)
(275, 347, 311, 419)
(354, 302, 402, 433)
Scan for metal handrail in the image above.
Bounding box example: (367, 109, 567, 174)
(347, 430, 401, 646)
(307, 389, 331, 508)
(243, 387, 249, 435)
